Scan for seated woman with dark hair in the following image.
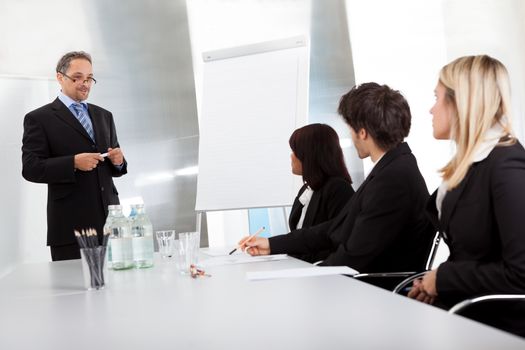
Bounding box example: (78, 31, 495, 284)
(288, 123, 354, 262)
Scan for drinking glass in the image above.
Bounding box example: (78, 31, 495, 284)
(176, 232, 199, 274)
(155, 230, 176, 258)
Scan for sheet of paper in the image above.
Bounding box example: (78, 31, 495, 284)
(200, 247, 232, 257)
(199, 254, 288, 267)
(246, 266, 358, 281)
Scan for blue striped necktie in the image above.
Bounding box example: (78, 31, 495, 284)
(71, 103, 95, 141)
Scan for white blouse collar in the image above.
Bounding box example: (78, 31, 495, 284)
(299, 186, 313, 205)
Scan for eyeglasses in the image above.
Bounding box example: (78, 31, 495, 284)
(59, 72, 97, 85)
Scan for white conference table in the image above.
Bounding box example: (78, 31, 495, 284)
(0, 253, 524, 350)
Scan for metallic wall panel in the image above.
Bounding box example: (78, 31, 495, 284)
(309, 0, 364, 187)
(84, 0, 203, 240)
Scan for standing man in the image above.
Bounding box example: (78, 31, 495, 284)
(22, 51, 127, 261)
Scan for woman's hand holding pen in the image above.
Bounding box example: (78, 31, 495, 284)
(238, 236, 271, 256)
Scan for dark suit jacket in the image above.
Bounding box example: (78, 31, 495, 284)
(289, 177, 354, 230)
(270, 142, 434, 273)
(288, 177, 354, 262)
(22, 98, 127, 246)
(428, 141, 525, 337)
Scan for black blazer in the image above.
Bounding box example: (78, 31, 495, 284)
(289, 177, 354, 230)
(22, 98, 127, 246)
(288, 177, 354, 262)
(428, 141, 525, 337)
(270, 142, 434, 273)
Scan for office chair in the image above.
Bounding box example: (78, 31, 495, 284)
(352, 232, 441, 291)
(448, 294, 525, 315)
(391, 243, 525, 337)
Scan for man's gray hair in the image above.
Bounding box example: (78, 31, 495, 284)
(56, 51, 92, 73)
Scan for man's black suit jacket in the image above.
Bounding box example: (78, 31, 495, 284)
(270, 142, 434, 273)
(428, 141, 525, 337)
(22, 98, 127, 246)
(288, 177, 354, 262)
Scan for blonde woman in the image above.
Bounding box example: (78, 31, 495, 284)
(409, 55, 525, 337)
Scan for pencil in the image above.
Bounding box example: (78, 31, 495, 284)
(229, 226, 265, 255)
(74, 230, 86, 248)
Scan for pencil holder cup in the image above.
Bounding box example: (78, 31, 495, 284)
(80, 246, 107, 290)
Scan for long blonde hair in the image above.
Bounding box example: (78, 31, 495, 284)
(439, 55, 515, 189)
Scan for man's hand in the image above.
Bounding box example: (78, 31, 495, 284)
(107, 147, 124, 166)
(74, 153, 104, 171)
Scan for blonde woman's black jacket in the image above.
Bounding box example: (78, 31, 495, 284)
(428, 141, 525, 337)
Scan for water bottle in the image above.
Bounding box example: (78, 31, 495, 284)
(130, 203, 154, 268)
(104, 205, 133, 270)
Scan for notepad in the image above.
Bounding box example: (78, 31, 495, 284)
(199, 254, 289, 267)
(246, 266, 358, 281)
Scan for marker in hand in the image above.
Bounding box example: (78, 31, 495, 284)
(229, 226, 265, 255)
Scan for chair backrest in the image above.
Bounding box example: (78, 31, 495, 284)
(426, 231, 450, 270)
(392, 231, 444, 295)
(424, 232, 441, 270)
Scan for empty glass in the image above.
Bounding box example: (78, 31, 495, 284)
(155, 230, 176, 258)
(176, 232, 199, 274)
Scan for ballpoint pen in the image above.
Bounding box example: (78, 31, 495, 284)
(229, 226, 265, 255)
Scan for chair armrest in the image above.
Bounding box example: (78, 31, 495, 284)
(354, 271, 417, 279)
(353, 272, 419, 291)
(449, 294, 525, 315)
(392, 271, 428, 294)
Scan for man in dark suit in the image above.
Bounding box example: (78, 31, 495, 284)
(22, 51, 127, 261)
(241, 83, 433, 275)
